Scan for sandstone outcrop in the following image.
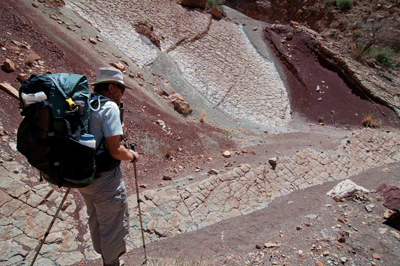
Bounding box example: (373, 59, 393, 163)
(377, 183, 400, 212)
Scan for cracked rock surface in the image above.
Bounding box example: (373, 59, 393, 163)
(1, 0, 400, 265)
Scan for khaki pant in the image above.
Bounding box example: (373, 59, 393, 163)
(79, 167, 129, 265)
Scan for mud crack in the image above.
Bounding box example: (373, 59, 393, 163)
(165, 15, 212, 54)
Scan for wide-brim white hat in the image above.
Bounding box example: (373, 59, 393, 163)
(90, 67, 133, 89)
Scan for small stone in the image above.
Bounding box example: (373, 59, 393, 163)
(222, 151, 231, 158)
(268, 157, 277, 166)
(305, 214, 318, 220)
(391, 230, 400, 239)
(365, 204, 375, 212)
(264, 242, 280, 248)
(340, 257, 348, 263)
(17, 73, 29, 82)
(32, 2, 39, 8)
(296, 226, 302, 230)
(253, 27, 258, 31)
(383, 168, 391, 173)
(162, 175, 172, 181)
(337, 234, 346, 243)
(208, 169, 219, 175)
(316, 262, 324, 266)
(139, 184, 147, 188)
(89, 38, 97, 45)
(384, 209, 395, 219)
(372, 253, 381, 260)
(378, 228, 387, 234)
(154, 87, 164, 96)
(224, 162, 233, 168)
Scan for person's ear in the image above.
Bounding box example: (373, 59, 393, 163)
(108, 84, 114, 94)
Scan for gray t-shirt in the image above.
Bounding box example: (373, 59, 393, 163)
(90, 95, 123, 151)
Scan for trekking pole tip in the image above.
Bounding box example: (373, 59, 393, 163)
(130, 143, 135, 151)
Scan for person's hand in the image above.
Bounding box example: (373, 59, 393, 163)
(130, 150, 139, 163)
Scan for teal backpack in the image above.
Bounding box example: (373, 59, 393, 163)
(17, 73, 97, 187)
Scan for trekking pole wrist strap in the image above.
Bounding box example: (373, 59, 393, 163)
(130, 150, 137, 162)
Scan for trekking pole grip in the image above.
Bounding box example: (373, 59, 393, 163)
(130, 143, 137, 163)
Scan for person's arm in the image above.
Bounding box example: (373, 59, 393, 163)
(105, 135, 139, 162)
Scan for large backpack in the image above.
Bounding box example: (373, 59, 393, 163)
(17, 73, 97, 188)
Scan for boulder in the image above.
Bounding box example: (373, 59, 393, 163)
(162, 82, 176, 96)
(110, 61, 126, 72)
(377, 183, 400, 212)
(0, 82, 19, 99)
(173, 99, 192, 115)
(2, 59, 15, 73)
(211, 6, 223, 19)
(181, 0, 206, 9)
(167, 92, 192, 114)
(168, 92, 184, 102)
(327, 179, 369, 200)
(153, 87, 164, 96)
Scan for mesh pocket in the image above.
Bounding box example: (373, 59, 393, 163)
(57, 136, 96, 185)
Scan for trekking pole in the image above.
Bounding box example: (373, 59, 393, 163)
(130, 144, 147, 264)
(30, 187, 71, 266)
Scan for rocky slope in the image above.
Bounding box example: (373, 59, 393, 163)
(0, 0, 400, 266)
(227, 0, 400, 117)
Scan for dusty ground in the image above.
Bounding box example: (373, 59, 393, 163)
(264, 27, 400, 129)
(124, 162, 400, 266)
(0, 0, 399, 265)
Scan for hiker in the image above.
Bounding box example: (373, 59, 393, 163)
(78, 67, 139, 266)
